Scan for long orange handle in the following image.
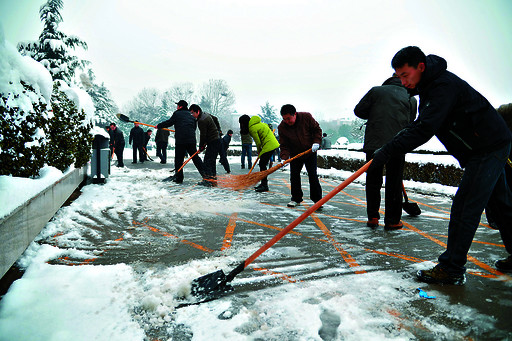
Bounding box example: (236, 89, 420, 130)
(243, 159, 372, 268)
(248, 156, 260, 174)
(177, 149, 201, 173)
(135, 121, 175, 132)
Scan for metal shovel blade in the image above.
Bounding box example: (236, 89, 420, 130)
(117, 113, 132, 123)
(190, 270, 233, 300)
(403, 202, 421, 216)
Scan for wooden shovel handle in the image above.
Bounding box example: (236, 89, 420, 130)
(242, 159, 372, 268)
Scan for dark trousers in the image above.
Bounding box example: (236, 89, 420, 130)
(219, 142, 230, 173)
(115, 144, 124, 167)
(156, 141, 167, 162)
(365, 152, 405, 225)
(440, 142, 512, 275)
(289, 153, 322, 203)
(258, 149, 275, 186)
(203, 138, 221, 179)
(241, 144, 252, 168)
(174, 144, 205, 182)
(132, 144, 144, 162)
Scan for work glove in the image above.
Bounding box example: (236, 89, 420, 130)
(312, 143, 320, 152)
(367, 146, 391, 173)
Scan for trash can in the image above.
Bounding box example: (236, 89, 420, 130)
(91, 134, 110, 184)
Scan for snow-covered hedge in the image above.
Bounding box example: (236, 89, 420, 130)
(317, 152, 463, 187)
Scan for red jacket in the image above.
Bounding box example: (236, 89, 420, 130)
(278, 112, 322, 159)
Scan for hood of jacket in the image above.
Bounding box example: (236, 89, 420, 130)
(417, 55, 447, 91)
(249, 115, 261, 127)
(381, 76, 402, 87)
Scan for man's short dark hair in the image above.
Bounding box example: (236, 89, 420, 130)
(109, 122, 116, 127)
(391, 46, 426, 69)
(189, 104, 202, 113)
(323, 133, 327, 137)
(280, 104, 296, 116)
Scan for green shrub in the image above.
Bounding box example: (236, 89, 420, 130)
(0, 83, 49, 178)
(46, 82, 92, 171)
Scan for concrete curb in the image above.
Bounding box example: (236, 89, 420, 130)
(0, 166, 88, 279)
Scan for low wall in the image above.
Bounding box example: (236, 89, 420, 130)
(0, 166, 88, 279)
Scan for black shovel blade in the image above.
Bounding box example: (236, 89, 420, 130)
(190, 270, 233, 300)
(117, 113, 132, 123)
(403, 202, 421, 216)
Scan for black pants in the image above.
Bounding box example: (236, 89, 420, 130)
(365, 151, 404, 225)
(174, 144, 205, 182)
(156, 141, 167, 162)
(258, 149, 275, 187)
(289, 152, 322, 203)
(132, 144, 144, 162)
(115, 144, 125, 167)
(218, 142, 230, 173)
(203, 139, 221, 179)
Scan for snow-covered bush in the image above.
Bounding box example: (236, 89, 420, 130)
(46, 82, 93, 171)
(0, 28, 53, 178)
(0, 90, 49, 177)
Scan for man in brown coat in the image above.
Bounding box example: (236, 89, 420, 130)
(278, 104, 323, 208)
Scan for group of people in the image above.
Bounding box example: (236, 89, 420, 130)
(105, 45, 512, 286)
(355, 46, 512, 285)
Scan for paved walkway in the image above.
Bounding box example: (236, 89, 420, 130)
(41, 157, 512, 339)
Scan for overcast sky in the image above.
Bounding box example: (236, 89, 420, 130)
(1, 0, 511, 120)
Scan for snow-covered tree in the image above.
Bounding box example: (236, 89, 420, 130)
(46, 82, 93, 171)
(124, 88, 162, 126)
(17, 0, 89, 84)
(260, 101, 280, 127)
(159, 83, 194, 119)
(80, 70, 119, 127)
(197, 79, 235, 131)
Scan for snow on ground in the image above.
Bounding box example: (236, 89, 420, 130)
(0, 148, 473, 340)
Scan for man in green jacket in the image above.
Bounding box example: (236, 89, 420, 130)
(239, 115, 280, 192)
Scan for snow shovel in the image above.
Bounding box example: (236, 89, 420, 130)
(163, 149, 201, 181)
(190, 159, 373, 302)
(143, 147, 154, 161)
(116, 113, 175, 132)
(402, 183, 421, 216)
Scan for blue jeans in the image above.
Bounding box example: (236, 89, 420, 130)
(439, 142, 512, 275)
(241, 144, 252, 168)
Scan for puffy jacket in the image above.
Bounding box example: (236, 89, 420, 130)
(382, 55, 512, 167)
(157, 109, 197, 145)
(248, 116, 280, 156)
(278, 112, 322, 159)
(197, 112, 220, 147)
(129, 126, 144, 146)
(354, 77, 417, 152)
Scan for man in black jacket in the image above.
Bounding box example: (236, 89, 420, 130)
(371, 46, 512, 284)
(109, 123, 125, 167)
(129, 122, 145, 164)
(355, 75, 417, 230)
(156, 100, 205, 183)
(218, 129, 233, 173)
(155, 128, 170, 164)
(190, 104, 221, 186)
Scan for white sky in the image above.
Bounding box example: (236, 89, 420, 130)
(1, 0, 511, 120)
